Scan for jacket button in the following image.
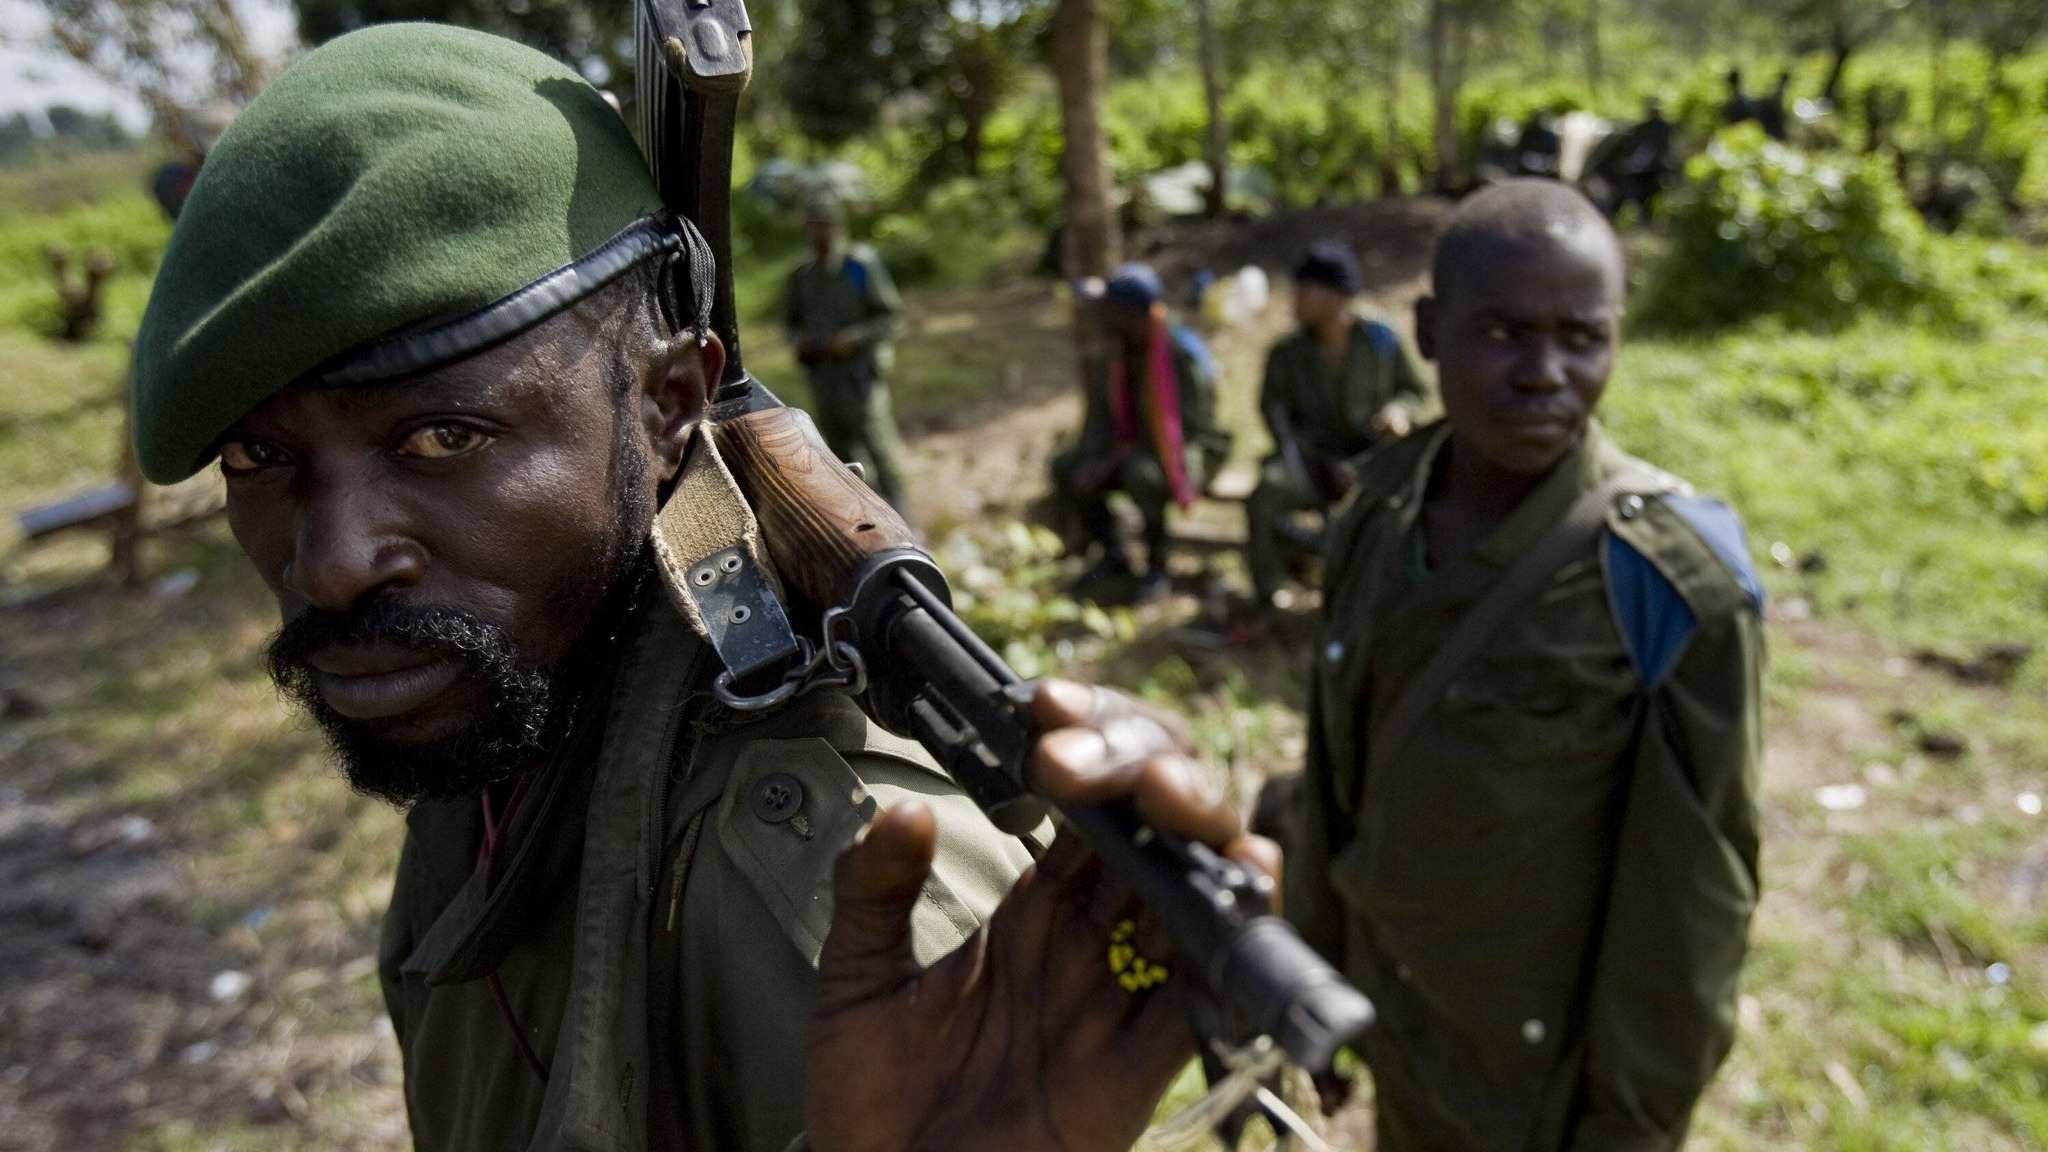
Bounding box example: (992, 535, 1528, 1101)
(1325, 640, 1345, 664)
(1522, 1018, 1546, 1045)
(1395, 963, 1412, 982)
(750, 773, 804, 823)
(1617, 494, 1645, 520)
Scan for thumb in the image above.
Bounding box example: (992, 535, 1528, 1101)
(815, 801, 938, 1012)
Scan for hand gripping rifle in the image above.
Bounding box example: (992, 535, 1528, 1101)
(632, 0, 1372, 1079)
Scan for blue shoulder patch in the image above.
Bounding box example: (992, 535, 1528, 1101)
(1362, 319, 1400, 357)
(842, 257, 871, 294)
(1605, 533, 1698, 689)
(1171, 324, 1220, 382)
(1664, 494, 1766, 612)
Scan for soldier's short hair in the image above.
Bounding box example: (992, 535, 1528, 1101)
(1431, 178, 1620, 299)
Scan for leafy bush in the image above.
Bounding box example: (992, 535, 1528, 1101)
(1639, 125, 1958, 332)
(870, 177, 1038, 286)
(1834, 43, 2048, 215)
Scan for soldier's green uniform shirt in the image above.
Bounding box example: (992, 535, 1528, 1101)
(1247, 314, 1428, 598)
(378, 489, 1035, 1152)
(782, 242, 908, 501)
(1258, 314, 1427, 464)
(1287, 420, 1763, 1152)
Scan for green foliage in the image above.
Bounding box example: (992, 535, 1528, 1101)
(0, 191, 170, 337)
(0, 147, 162, 217)
(934, 521, 1136, 679)
(870, 178, 1039, 286)
(1640, 126, 1956, 331)
(1830, 43, 2048, 215)
(296, 0, 632, 85)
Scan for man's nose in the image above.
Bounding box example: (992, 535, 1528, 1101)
(1512, 337, 1569, 391)
(282, 485, 426, 611)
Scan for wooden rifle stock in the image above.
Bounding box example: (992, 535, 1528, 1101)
(713, 405, 920, 614)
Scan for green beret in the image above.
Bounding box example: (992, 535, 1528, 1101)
(133, 23, 669, 483)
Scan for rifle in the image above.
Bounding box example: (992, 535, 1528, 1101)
(633, 0, 1373, 1077)
(1266, 402, 1317, 504)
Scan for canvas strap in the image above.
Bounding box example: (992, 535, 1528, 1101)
(648, 422, 806, 690)
(1363, 468, 1664, 783)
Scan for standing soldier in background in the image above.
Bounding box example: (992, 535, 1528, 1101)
(1245, 242, 1427, 617)
(783, 192, 910, 510)
(1290, 180, 1763, 1150)
(1051, 263, 1229, 603)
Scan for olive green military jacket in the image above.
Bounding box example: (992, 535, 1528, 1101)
(1072, 322, 1230, 472)
(782, 242, 903, 385)
(1259, 314, 1427, 462)
(1287, 421, 1763, 1152)
(377, 500, 1034, 1152)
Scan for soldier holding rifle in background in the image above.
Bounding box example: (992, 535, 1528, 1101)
(783, 191, 912, 512)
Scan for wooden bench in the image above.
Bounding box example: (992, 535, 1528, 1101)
(16, 397, 226, 586)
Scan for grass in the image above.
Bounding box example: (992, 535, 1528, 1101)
(1607, 312, 2048, 651)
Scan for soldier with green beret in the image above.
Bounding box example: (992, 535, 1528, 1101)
(1049, 262, 1229, 603)
(782, 191, 910, 509)
(1246, 241, 1429, 611)
(133, 23, 1266, 1152)
(1288, 180, 1763, 1151)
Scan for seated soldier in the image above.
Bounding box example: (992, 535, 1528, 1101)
(1289, 179, 1764, 1151)
(1050, 263, 1229, 603)
(1245, 242, 1427, 613)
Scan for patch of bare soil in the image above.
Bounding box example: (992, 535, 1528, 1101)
(0, 793, 404, 1152)
(1133, 197, 1452, 301)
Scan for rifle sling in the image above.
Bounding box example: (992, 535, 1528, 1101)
(1363, 467, 1659, 783)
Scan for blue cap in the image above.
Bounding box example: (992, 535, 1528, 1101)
(1294, 241, 1363, 295)
(1104, 262, 1165, 307)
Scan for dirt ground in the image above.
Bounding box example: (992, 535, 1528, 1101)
(1, 196, 2028, 1150)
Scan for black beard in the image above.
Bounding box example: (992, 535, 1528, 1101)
(267, 600, 564, 806)
(268, 418, 658, 808)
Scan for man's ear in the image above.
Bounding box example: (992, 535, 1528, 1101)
(1413, 295, 1439, 363)
(642, 333, 726, 483)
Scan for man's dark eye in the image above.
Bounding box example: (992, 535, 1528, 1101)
(1480, 322, 1514, 342)
(220, 439, 290, 472)
(1564, 327, 1609, 352)
(399, 422, 491, 460)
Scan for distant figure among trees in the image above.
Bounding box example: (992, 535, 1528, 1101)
(45, 248, 114, 343)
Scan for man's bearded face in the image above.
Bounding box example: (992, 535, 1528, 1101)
(219, 302, 692, 806)
(266, 599, 560, 804)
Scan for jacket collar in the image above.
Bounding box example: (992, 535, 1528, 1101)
(1395, 418, 1624, 571)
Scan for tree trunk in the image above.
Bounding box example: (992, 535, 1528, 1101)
(1583, 0, 1602, 93)
(1380, 14, 1404, 196)
(1428, 0, 1462, 192)
(1929, 0, 1950, 174)
(1820, 34, 1854, 107)
(1196, 0, 1229, 218)
(1050, 0, 1120, 278)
